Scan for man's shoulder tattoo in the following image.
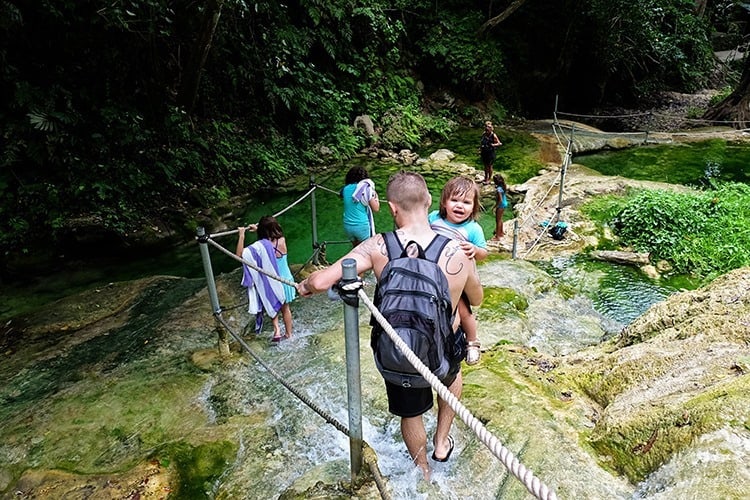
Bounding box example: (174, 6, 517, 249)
(443, 243, 464, 276)
(352, 235, 386, 258)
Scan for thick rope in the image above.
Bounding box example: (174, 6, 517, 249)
(209, 186, 317, 239)
(313, 183, 342, 196)
(556, 109, 745, 126)
(551, 120, 571, 150)
(273, 186, 317, 218)
(520, 215, 555, 259)
(206, 237, 297, 287)
(358, 290, 558, 500)
(557, 110, 651, 120)
(518, 174, 560, 230)
(215, 312, 351, 436)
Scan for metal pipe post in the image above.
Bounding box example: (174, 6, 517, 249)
(555, 152, 570, 225)
(511, 219, 519, 259)
(341, 258, 363, 480)
(310, 176, 320, 265)
(196, 227, 221, 314)
(197, 226, 230, 356)
(553, 94, 559, 126)
(555, 127, 573, 224)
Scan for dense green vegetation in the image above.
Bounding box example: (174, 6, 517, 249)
(583, 182, 750, 280)
(0, 0, 742, 271)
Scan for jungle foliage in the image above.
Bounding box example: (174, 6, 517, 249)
(0, 0, 734, 263)
(583, 182, 750, 281)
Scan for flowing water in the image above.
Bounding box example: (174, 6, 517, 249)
(536, 255, 701, 326)
(5, 132, 735, 498)
(202, 268, 638, 499)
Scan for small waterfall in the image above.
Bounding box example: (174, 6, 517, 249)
(200, 256, 686, 498)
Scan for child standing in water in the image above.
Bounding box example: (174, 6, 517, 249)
(428, 176, 487, 365)
(492, 173, 508, 240)
(340, 166, 380, 247)
(236, 215, 295, 342)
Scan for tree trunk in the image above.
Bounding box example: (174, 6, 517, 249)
(694, 0, 708, 17)
(703, 54, 750, 128)
(177, 0, 225, 114)
(479, 0, 529, 32)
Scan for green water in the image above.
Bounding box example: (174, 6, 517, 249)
(0, 155, 501, 323)
(574, 139, 750, 185)
(6, 129, 740, 323)
(537, 255, 702, 326)
(233, 161, 503, 265)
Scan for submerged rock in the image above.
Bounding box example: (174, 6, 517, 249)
(552, 267, 750, 495)
(1, 232, 748, 497)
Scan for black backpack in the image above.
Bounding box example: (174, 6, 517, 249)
(549, 221, 568, 240)
(370, 232, 458, 388)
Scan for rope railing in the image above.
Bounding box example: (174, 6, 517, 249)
(214, 312, 350, 435)
(212, 310, 392, 500)
(196, 168, 558, 497)
(206, 236, 297, 287)
(199, 223, 558, 498)
(358, 289, 558, 500)
(209, 186, 318, 239)
(557, 110, 652, 119)
(555, 109, 746, 126)
(313, 183, 342, 196)
(273, 185, 318, 218)
(518, 172, 561, 230)
(510, 120, 574, 258)
(554, 121, 650, 137)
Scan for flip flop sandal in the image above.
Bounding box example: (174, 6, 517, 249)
(431, 435, 455, 462)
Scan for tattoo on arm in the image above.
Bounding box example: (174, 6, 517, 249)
(352, 243, 369, 258)
(352, 235, 385, 259)
(443, 244, 464, 276)
(377, 235, 387, 257)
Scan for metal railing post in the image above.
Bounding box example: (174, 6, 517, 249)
(341, 258, 363, 480)
(197, 227, 221, 314)
(310, 176, 320, 265)
(555, 127, 573, 225)
(197, 226, 230, 356)
(511, 219, 519, 259)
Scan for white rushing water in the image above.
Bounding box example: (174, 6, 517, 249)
(201, 255, 720, 499)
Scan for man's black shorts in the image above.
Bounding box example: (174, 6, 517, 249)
(383, 328, 465, 418)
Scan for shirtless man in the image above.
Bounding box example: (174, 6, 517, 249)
(297, 171, 483, 480)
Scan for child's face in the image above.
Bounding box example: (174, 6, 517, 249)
(444, 193, 474, 224)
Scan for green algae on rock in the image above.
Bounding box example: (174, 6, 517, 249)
(553, 267, 750, 491)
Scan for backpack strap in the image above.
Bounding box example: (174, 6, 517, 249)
(423, 234, 450, 264)
(382, 231, 403, 261)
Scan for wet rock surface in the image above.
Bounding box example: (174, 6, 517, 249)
(2, 120, 750, 498)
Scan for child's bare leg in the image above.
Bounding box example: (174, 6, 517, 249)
(493, 207, 504, 239)
(459, 301, 477, 343)
(280, 303, 293, 338)
(271, 315, 282, 340)
(459, 300, 481, 365)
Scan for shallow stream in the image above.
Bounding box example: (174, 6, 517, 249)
(5, 128, 743, 498)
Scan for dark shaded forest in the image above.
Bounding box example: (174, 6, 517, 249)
(0, 0, 747, 274)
